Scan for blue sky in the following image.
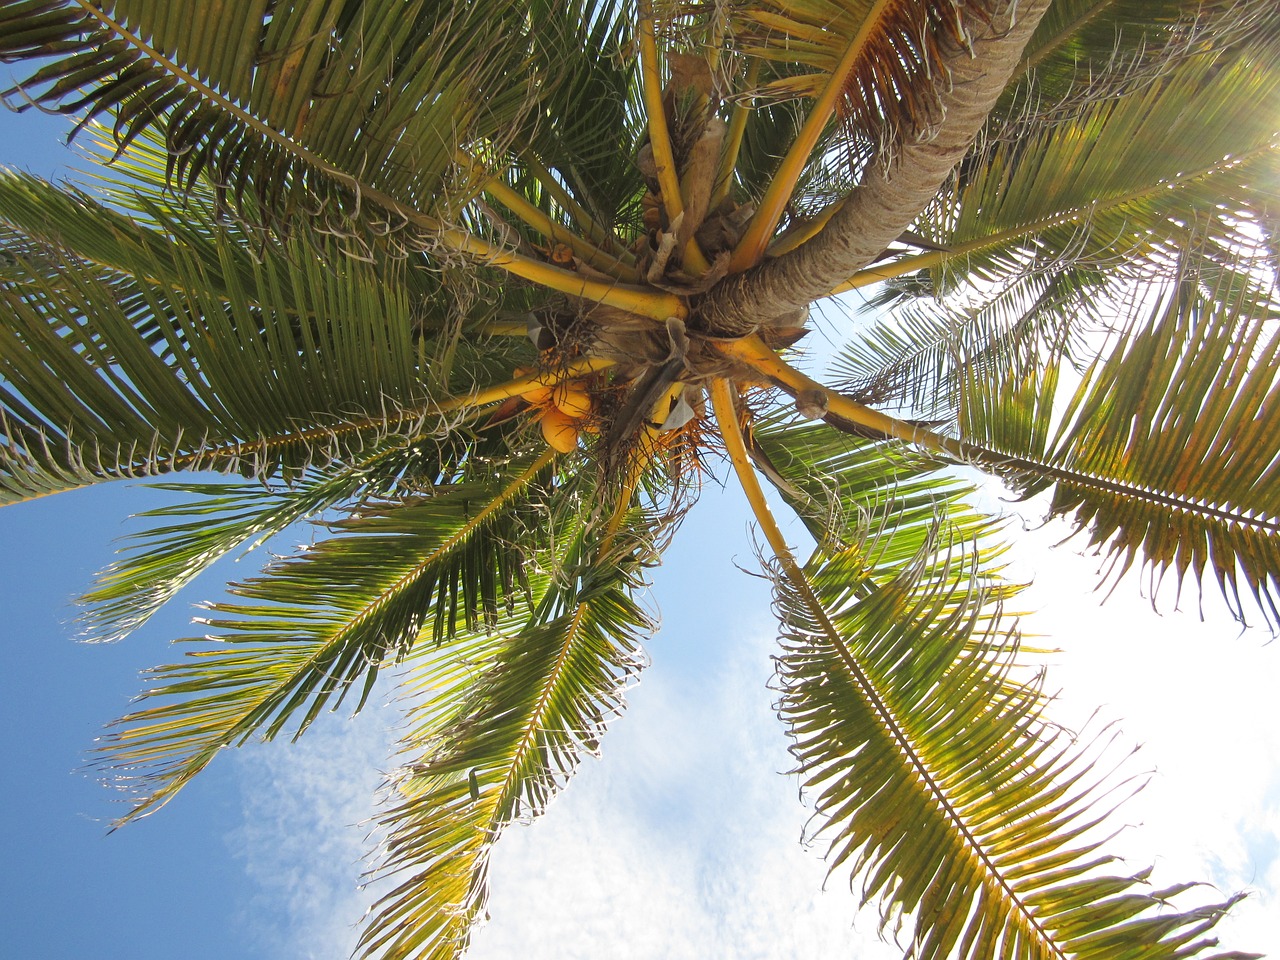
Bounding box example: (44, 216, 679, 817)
(0, 105, 254, 959)
(1, 91, 1277, 959)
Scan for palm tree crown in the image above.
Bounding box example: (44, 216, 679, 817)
(1, 1, 1277, 957)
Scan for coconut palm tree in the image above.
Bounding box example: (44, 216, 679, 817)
(1, 0, 1277, 957)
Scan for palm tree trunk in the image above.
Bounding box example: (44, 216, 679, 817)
(696, 0, 1053, 336)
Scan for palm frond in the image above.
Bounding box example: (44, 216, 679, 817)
(0, 0, 543, 233)
(510, 0, 643, 235)
(713, 382, 1254, 960)
(0, 169, 493, 501)
(77, 435, 463, 644)
(749, 410, 970, 551)
(874, 39, 1280, 295)
(961, 257, 1280, 628)
(355, 503, 657, 960)
(830, 267, 1104, 418)
(772, 520, 1255, 959)
(1003, 0, 1278, 122)
(93, 449, 558, 823)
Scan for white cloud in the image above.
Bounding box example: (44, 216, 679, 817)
(468, 618, 894, 960)
(229, 705, 399, 960)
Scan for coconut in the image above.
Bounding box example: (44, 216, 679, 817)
(539, 406, 580, 453)
(552, 381, 593, 419)
(513, 366, 553, 405)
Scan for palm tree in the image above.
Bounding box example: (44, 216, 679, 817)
(1, 0, 1277, 957)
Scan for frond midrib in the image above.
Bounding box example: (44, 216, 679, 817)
(800, 569, 1067, 959)
(252, 447, 556, 720)
(489, 600, 589, 832)
(968, 436, 1280, 536)
(711, 379, 1066, 958)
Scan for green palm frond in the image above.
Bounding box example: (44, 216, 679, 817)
(356, 508, 656, 960)
(899, 39, 1280, 293)
(714, 386, 1255, 960)
(0, 0, 542, 232)
(831, 267, 1104, 417)
(961, 258, 1280, 628)
(509, 0, 642, 233)
(0, 169, 507, 501)
(77, 434, 466, 644)
(1003, 0, 1277, 119)
(749, 411, 966, 549)
(772, 513, 1253, 960)
(93, 448, 559, 822)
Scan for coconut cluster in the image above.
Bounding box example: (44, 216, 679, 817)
(514, 371, 599, 453)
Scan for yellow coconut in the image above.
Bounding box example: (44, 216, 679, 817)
(513, 367, 553, 405)
(539, 406, 580, 453)
(552, 381, 593, 419)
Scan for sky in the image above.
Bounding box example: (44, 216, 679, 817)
(1, 95, 1277, 960)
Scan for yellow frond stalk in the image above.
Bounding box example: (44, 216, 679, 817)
(713, 335, 964, 460)
(709, 379, 801, 569)
(831, 249, 946, 294)
(602, 455, 646, 547)
(459, 152, 640, 281)
(479, 322, 530, 337)
(767, 195, 844, 258)
(729, 0, 893, 272)
(640, 5, 686, 228)
(639, 2, 712, 276)
(711, 59, 760, 210)
(437, 357, 618, 414)
(437, 227, 684, 320)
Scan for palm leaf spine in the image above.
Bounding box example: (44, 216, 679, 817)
(722, 336, 1280, 539)
(437, 227, 682, 319)
(709, 377, 1067, 958)
(716, 335, 966, 457)
(93, 357, 618, 480)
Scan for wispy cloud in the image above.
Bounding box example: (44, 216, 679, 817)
(229, 705, 399, 960)
(467, 621, 893, 960)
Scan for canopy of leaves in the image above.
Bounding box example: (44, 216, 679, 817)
(1, 1, 1276, 958)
